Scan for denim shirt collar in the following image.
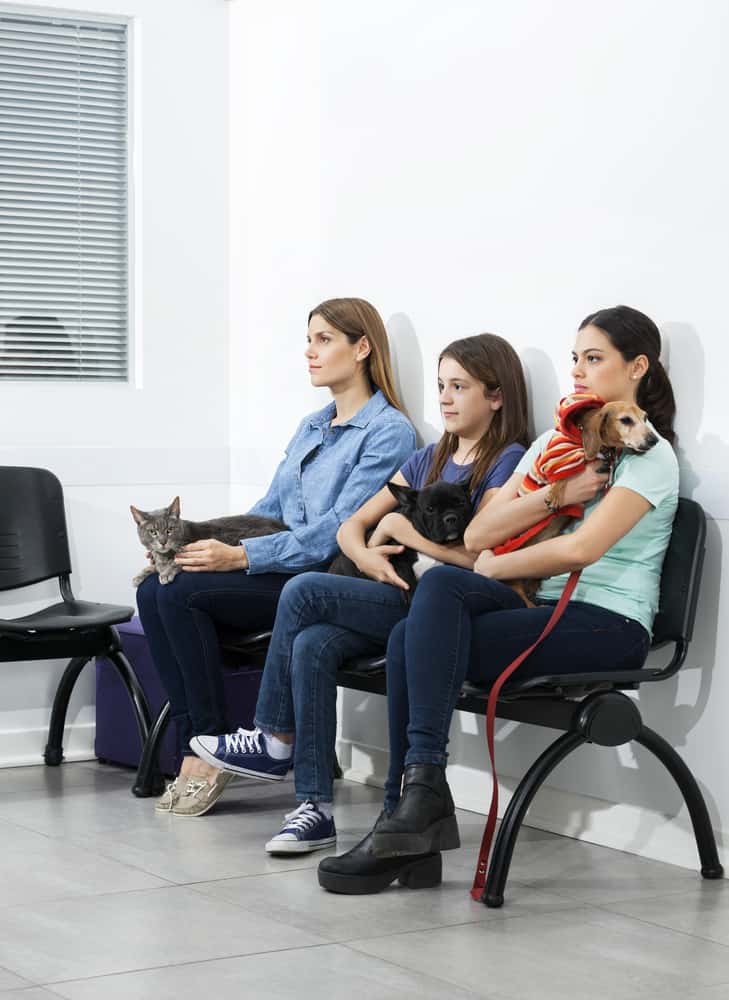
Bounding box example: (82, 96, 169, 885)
(307, 388, 389, 431)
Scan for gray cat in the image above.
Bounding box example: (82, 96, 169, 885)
(130, 496, 288, 586)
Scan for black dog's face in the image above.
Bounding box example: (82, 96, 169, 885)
(388, 480, 473, 544)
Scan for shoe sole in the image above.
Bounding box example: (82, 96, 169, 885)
(265, 835, 337, 854)
(372, 814, 460, 856)
(191, 737, 287, 781)
(318, 853, 442, 894)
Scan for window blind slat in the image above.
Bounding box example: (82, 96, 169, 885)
(0, 11, 128, 382)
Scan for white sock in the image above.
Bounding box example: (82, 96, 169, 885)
(261, 731, 293, 760)
(314, 801, 333, 819)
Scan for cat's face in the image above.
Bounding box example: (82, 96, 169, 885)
(130, 497, 184, 553)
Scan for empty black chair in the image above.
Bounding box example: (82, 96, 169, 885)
(0, 466, 154, 766)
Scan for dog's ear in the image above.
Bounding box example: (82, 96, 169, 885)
(387, 482, 418, 513)
(130, 504, 146, 525)
(167, 496, 180, 517)
(581, 409, 610, 461)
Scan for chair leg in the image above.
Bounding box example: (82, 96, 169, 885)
(44, 656, 91, 765)
(483, 731, 587, 908)
(132, 701, 171, 798)
(635, 726, 724, 879)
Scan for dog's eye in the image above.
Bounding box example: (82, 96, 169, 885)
(425, 505, 435, 515)
(619, 416, 635, 426)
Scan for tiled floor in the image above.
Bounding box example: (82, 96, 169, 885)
(0, 762, 727, 999)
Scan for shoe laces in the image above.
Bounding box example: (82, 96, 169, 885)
(183, 777, 209, 800)
(224, 727, 263, 755)
(282, 801, 322, 832)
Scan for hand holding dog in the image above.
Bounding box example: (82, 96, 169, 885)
(355, 544, 410, 590)
(367, 512, 412, 549)
(175, 538, 248, 572)
(561, 461, 610, 506)
(474, 548, 497, 578)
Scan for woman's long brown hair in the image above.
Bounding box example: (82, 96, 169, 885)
(308, 298, 405, 412)
(425, 333, 529, 491)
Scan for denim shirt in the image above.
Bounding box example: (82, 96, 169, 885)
(244, 390, 416, 574)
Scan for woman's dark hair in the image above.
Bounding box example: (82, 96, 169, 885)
(425, 333, 530, 491)
(579, 305, 676, 445)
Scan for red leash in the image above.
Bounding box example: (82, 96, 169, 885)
(470, 569, 581, 902)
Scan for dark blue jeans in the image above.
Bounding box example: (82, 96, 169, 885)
(136, 570, 292, 759)
(383, 565, 651, 810)
(255, 572, 409, 803)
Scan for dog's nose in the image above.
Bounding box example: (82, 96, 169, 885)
(443, 513, 459, 530)
(640, 433, 659, 452)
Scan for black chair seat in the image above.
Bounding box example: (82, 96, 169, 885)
(0, 599, 134, 635)
(0, 466, 154, 772)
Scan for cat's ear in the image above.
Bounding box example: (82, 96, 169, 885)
(130, 505, 146, 525)
(167, 496, 180, 518)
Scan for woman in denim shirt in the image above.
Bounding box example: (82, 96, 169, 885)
(191, 334, 529, 850)
(137, 298, 415, 816)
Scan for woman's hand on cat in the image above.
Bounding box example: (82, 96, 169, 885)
(175, 539, 249, 572)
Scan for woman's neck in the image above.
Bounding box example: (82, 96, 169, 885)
(330, 375, 373, 426)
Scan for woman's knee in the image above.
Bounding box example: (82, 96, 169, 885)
(135, 573, 160, 615)
(277, 571, 330, 615)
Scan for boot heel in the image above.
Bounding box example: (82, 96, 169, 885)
(435, 814, 460, 851)
(398, 853, 442, 889)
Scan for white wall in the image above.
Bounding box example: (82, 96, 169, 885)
(229, 0, 729, 870)
(0, 0, 230, 765)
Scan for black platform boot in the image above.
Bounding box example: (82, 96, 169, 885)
(318, 811, 442, 895)
(371, 764, 460, 857)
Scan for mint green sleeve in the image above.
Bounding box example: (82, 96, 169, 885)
(513, 431, 552, 479)
(612, 437, 679, 508)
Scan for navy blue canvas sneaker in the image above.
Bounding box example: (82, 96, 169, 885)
(190, 727, 291, 780)
(265, 801, 337, 854)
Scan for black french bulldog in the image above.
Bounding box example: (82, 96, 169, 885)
(328, 479, 473, 598)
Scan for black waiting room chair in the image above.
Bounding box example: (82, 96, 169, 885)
(0, 466, 154, 766)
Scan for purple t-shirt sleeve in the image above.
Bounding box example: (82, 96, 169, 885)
(470, 443, 526, 509)
(400, 444, 437, 488)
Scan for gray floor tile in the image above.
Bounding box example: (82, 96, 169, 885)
(0, 818, 169, 908)
(347, 906, 729, 999)
(0, 763, 130, 796)
(0, 885, 328, 983)
(189, 860, 579, 943)
(0, 990, 66, 999)
(448, 825, 699, 905)
(601, 881, 729, 946)
(0, 966, 33, 992)
(47, 944, 486, 1000)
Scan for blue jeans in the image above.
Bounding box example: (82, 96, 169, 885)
(383, 565, 651, 810)
(136, 570, 292, 759)
(255, 571, 409, 803)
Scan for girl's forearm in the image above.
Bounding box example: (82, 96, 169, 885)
(486, 533, 585, 581)
(465, 487, 554, 552)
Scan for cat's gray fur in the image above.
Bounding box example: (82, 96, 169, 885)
(130, 496, 288, 586)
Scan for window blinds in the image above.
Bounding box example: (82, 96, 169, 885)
(0, 10, 129, 381)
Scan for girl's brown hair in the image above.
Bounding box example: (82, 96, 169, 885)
(425, 333, 530, 491)
(308, 298, 405, 412)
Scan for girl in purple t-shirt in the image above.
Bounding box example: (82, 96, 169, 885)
(190, 334, 529, 853)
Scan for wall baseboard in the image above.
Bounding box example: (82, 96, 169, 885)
(0, 723, 96, 769)
(337, 739, 727, 876)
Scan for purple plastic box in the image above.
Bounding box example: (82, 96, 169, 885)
(95, 617, 263, 775)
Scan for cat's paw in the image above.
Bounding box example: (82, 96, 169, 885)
(159, 567, 180, 585)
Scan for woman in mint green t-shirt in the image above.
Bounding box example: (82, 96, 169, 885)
(319, 305, 679, 895)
